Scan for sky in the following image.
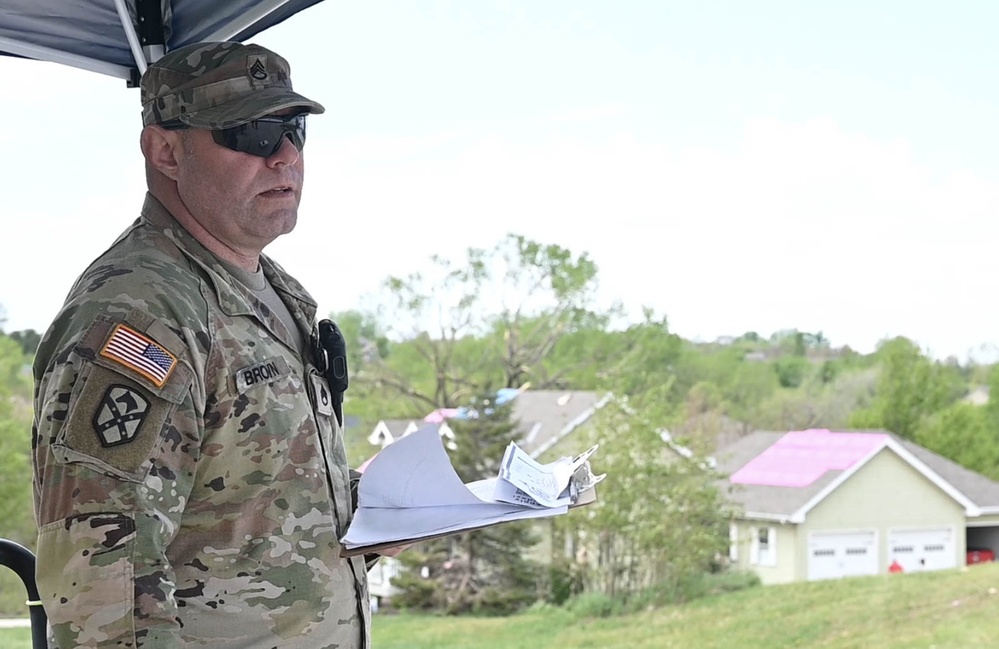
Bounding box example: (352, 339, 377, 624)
(2, 1, 998, 362)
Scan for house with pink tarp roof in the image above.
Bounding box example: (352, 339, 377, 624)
(715, 428, 999, 585)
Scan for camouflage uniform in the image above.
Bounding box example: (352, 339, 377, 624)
(31, 42, 369, 649)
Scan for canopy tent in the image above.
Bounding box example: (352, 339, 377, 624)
(0, 0, 325, 85)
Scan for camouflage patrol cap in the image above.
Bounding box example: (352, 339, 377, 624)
(140, 41, 325, 129)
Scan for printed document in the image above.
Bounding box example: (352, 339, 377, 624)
(339, 425, 598, 556)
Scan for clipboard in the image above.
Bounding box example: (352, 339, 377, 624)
(339, 487, 597, 558)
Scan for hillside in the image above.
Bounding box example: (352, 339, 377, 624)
(4, 563, 998, 648)
(369, 564, 999, 649)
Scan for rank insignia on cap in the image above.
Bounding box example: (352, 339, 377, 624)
(99, 324, 177, 388)
(248, 55, 268, 80)
(93, 385, 150, 447)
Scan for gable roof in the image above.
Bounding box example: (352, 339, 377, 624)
(511, 390, 612, 457)
(715, 429, 999, 523)
(367, 419, 419, 447)
(366, 389, 611, 457)
(896, 436, 999, 511)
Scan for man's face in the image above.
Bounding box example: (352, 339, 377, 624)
(173, 112, 306, 256)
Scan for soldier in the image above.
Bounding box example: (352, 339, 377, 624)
(31, 41, 383, 648)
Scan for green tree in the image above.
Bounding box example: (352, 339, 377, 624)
(754, 368, 878, 433)
(553, 397, 730, 602)
(8, 329, 41, 357)
(723, 360, 780, 425)
(984, 364, 999, 428)
(915, 403, 999, 480)
(330, 310, 389, 371)
(391, 394, 540, 614)
(848, 337, 964, 439)
(0, 335, 36, 616)
(770, 329, 807, 357)
(327, 309, 403, 428)
(0, 335, 34, 544)
(685, 381, 724, 417)
(361, 234, 606, 410)
(541, 309, 684, 403)
(773, 356, 811, 388)
(606, 311, 684, 398)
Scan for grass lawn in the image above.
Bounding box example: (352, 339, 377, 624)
(0, 627, 31, 649)
(3, 563, 998, 648)
(369, 564, 999, 649)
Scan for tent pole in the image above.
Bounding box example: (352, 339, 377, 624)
(113, 0, 148, 75)
(136, 0, 167, 62)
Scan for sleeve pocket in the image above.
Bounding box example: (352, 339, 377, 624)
(37, 513, 136, 646)
(55, 363, 182, 483)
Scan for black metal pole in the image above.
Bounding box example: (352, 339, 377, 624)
(127, 0, 168, 85)
(136, 0, 166, 47)
(0, 539, 47, 649)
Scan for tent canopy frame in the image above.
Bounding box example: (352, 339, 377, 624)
(0, 0, 313, 86)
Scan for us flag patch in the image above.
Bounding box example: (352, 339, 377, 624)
(99, 324, 177, 387)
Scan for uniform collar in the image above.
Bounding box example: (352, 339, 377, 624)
(138, 192, 319, 326)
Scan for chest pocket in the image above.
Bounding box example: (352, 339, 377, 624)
(304, 366, 353, 534)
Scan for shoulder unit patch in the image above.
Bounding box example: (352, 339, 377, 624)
(99, 324, 177, 387)
(93, 384, 150, 447)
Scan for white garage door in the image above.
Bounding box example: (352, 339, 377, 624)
(888, 528, 956, 573)
(808, 531, 878, 581)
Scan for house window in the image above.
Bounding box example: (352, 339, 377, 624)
(752, 526, 777, 567)
(729, 523, 739, 562)
(758, 527, 770, 553)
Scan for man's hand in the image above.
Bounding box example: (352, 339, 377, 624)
(376, 543, 411, 558)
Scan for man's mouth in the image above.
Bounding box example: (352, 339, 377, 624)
(261, 185, 294, 196)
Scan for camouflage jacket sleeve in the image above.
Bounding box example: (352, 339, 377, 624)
(32, 308, 201, 648)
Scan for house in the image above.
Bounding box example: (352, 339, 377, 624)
(715, 429, 999, 584)
(367, 418, 456, 450)
(963, 386, 990, 406)
(362, 388, 611, 608)
(366, 418, 419, 447)
(366, 389, 611, 455)
(509, 389, 612, 458)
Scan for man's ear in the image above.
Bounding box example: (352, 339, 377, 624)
(140, 125, 183, 181)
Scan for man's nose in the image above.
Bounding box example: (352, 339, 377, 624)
(267, 134, 301, 166)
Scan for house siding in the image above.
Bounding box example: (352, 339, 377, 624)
(730, 521, 797, 585)
(800, 448, 966, 577)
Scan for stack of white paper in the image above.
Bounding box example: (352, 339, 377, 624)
(339, 425, 598, 556)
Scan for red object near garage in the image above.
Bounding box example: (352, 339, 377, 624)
(967, 548, 995, 564)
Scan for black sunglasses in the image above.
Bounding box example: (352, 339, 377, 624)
(161, 113, 308, 158)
